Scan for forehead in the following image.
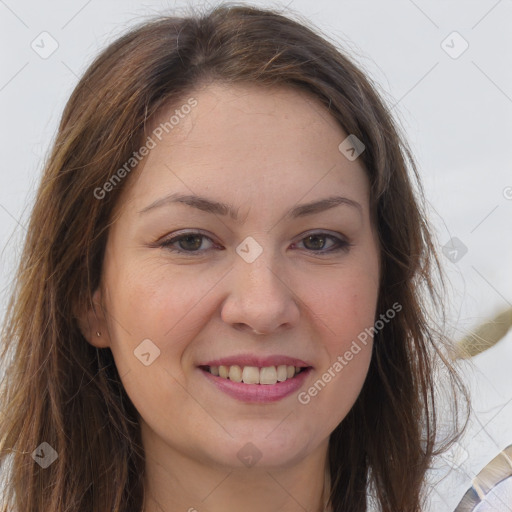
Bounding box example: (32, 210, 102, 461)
(117, 82, 371, 218)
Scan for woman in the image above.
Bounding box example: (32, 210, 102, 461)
(0, 4, 469, 511)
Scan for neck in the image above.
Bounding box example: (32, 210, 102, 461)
(141, 431, 331, 512)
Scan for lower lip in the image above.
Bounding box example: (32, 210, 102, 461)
(199, 367, 312, 403)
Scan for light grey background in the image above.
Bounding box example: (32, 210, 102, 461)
(1, 1, 511, 510)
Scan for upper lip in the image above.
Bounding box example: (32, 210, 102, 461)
(198, 354, 312, 368)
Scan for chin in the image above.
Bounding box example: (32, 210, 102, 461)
(204, 425, 315, 470)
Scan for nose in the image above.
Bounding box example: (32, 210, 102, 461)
(220, 248, 301, 336)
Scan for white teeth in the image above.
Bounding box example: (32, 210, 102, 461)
(206, 364, 304, 384)
(228, 365, 242, 382)
(242, 366, 260, 384)
(260, 366, 278, 385)
(276, 365, 287, 382)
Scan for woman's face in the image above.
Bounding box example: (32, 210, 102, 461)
(86, 82, 380, 470)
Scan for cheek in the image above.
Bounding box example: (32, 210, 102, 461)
(307, 343, 372, 435)
(101, 261, 210, 423)
(105, 258, 224, 360)
(311, 269, 379, 354)
(298, 279, 375, 429)
(298, 266, 377, 419)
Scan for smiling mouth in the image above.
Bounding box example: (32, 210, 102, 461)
(199, 364, 310, 385)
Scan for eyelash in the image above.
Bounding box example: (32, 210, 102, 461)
(158, 231, 352, 256)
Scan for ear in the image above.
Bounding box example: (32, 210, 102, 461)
(76, 287, 111, 349)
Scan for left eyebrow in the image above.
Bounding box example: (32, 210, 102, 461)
(138, 193, 363, 221)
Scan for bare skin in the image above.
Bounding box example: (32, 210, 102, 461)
(80, 82, 380, 512)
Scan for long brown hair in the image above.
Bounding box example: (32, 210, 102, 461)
(0, 4, 469, 511)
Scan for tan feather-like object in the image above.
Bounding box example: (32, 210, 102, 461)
(454, 307, 512, 359)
